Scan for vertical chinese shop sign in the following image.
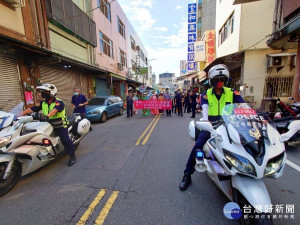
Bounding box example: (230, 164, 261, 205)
(205, 30, 215, 64)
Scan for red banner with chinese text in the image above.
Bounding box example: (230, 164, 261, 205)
(134, 100, 172, 109)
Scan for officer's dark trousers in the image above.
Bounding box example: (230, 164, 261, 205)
(177, 103, 183, 116)
(184, 130, 211, 175)
(184, 103, 189, 113)
(55, 127, 75, 155)
(191, 102, 196, 117)
(127, 104, 133, 117)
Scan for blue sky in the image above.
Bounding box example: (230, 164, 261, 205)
(117, 0, 197, 79)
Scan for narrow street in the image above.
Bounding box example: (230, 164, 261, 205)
(0, 112, 299, 225)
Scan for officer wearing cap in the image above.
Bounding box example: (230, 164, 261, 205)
(179, 64, 245, 191)
(21, 84, 76, 166)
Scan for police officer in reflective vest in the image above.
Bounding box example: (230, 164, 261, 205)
(179, 64, 245, 191)
(21, 84, 76, 166)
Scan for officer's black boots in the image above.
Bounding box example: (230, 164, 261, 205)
(68, 154, 76, 166)
(179, 173, 192, 191)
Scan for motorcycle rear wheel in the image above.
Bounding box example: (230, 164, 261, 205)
(0, 162, 22, 197)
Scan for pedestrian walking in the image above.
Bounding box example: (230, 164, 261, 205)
(175, 90, 183, 117)
(126, 90, 133, 118)
(184, 91, 191, 113)
(164, 88, 172, 116)
(151, 91, 159, 115)
(158, 92, 165, 114)
(71, 87, 88, 119)
(190, 89, 197, 118)
(133, 93, 138, 115)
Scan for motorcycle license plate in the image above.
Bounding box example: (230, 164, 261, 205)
(0, 119, 2, 124)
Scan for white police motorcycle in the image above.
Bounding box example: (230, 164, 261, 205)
(0, 111, 91, 197)
(188, 103, 300, 225)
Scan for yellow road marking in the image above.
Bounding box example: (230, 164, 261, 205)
(94, 191, 120, 225)
(135, 114, 158, 145)
(142, 114, 161, 145)
(77, 189, 107, 225)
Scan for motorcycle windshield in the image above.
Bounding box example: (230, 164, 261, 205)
(0, 111, 15, 129)
(221, 103, 269, 145)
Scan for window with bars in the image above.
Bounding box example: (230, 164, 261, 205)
(130, 36, 135, 50)
(264, 76, 294, 98)
(97, 0, 111, 21)
(119, 49, 127, 67)
(218, 12, 234, 46)
(117, 16, 125, 38)
(99, 31, 113, 58)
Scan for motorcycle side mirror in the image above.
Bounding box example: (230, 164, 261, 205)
(280, 120, 300, 143)
(195, 122, 223, 141)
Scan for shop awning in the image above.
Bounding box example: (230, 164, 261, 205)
(203, 51, 244, 73)
(126, 78, 143, 86)
(177, 72, 198, 81)
(109, 73, 126, 81)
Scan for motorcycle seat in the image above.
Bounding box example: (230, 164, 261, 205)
(67, 116, 76, 128)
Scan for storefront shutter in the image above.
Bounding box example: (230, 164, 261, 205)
(39, 65, 88, 115)
(95, 78, 111, 96)
(0, 54, 23, 112)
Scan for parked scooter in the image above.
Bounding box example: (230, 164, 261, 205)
(188, 103, 300, 225)
(0, 111, 91, 197)
(276, 98, 299, 118)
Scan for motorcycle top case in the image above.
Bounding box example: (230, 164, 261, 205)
(77, 118, 91, 136)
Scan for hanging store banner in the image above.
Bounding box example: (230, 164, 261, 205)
(187, 53, 195, 61)
(138, 67, 148, 74)
(134, 100, 172, 109)
(205, 30, 216, 64)
(188, 62, 196, 71)
(188, 3, 197, 13)
(194, 41, 205, 62)
(188, 33, 196, 43)
(187, 3, 197, 72)
(138, 85, 147, 93)
(188, 43, 194, 52)
(180, 60, 187, 76)
(188, 24, 197, 33)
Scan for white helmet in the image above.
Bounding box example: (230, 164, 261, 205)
(36, 84, 57, 97)
(208, 64, 229, 86)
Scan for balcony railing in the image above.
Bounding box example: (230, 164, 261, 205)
(45, 0, 96, 47)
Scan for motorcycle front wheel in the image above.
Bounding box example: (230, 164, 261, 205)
(232, 187, 273, 225)
(0, 161, 22, 197)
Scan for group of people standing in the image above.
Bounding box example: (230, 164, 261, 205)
(172, 89, 200, 118)
(126, 88, 201, 118)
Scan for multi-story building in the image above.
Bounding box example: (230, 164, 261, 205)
(0, 0, 50, 112)
(201, 0, 296, 108)
(197, 0, 216, 40)
(0, 0, 150, 113)
(159, 73, 176, 88)
(267, 0, 300, 102)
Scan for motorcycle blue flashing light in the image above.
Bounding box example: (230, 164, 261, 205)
(196, 150, 204, 160)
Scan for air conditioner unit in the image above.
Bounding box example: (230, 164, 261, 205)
(267, 56, 284, 68)
(3, 0, 25, 7)
(118, 63, 124, 71)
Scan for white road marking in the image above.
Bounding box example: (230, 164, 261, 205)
(286, 159, 300, 172)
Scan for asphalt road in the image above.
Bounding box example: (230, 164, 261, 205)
(0, 111, 299, 225)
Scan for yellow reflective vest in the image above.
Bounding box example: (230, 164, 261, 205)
(206, 87, 234, 116)
(42, 99, 68, 128)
